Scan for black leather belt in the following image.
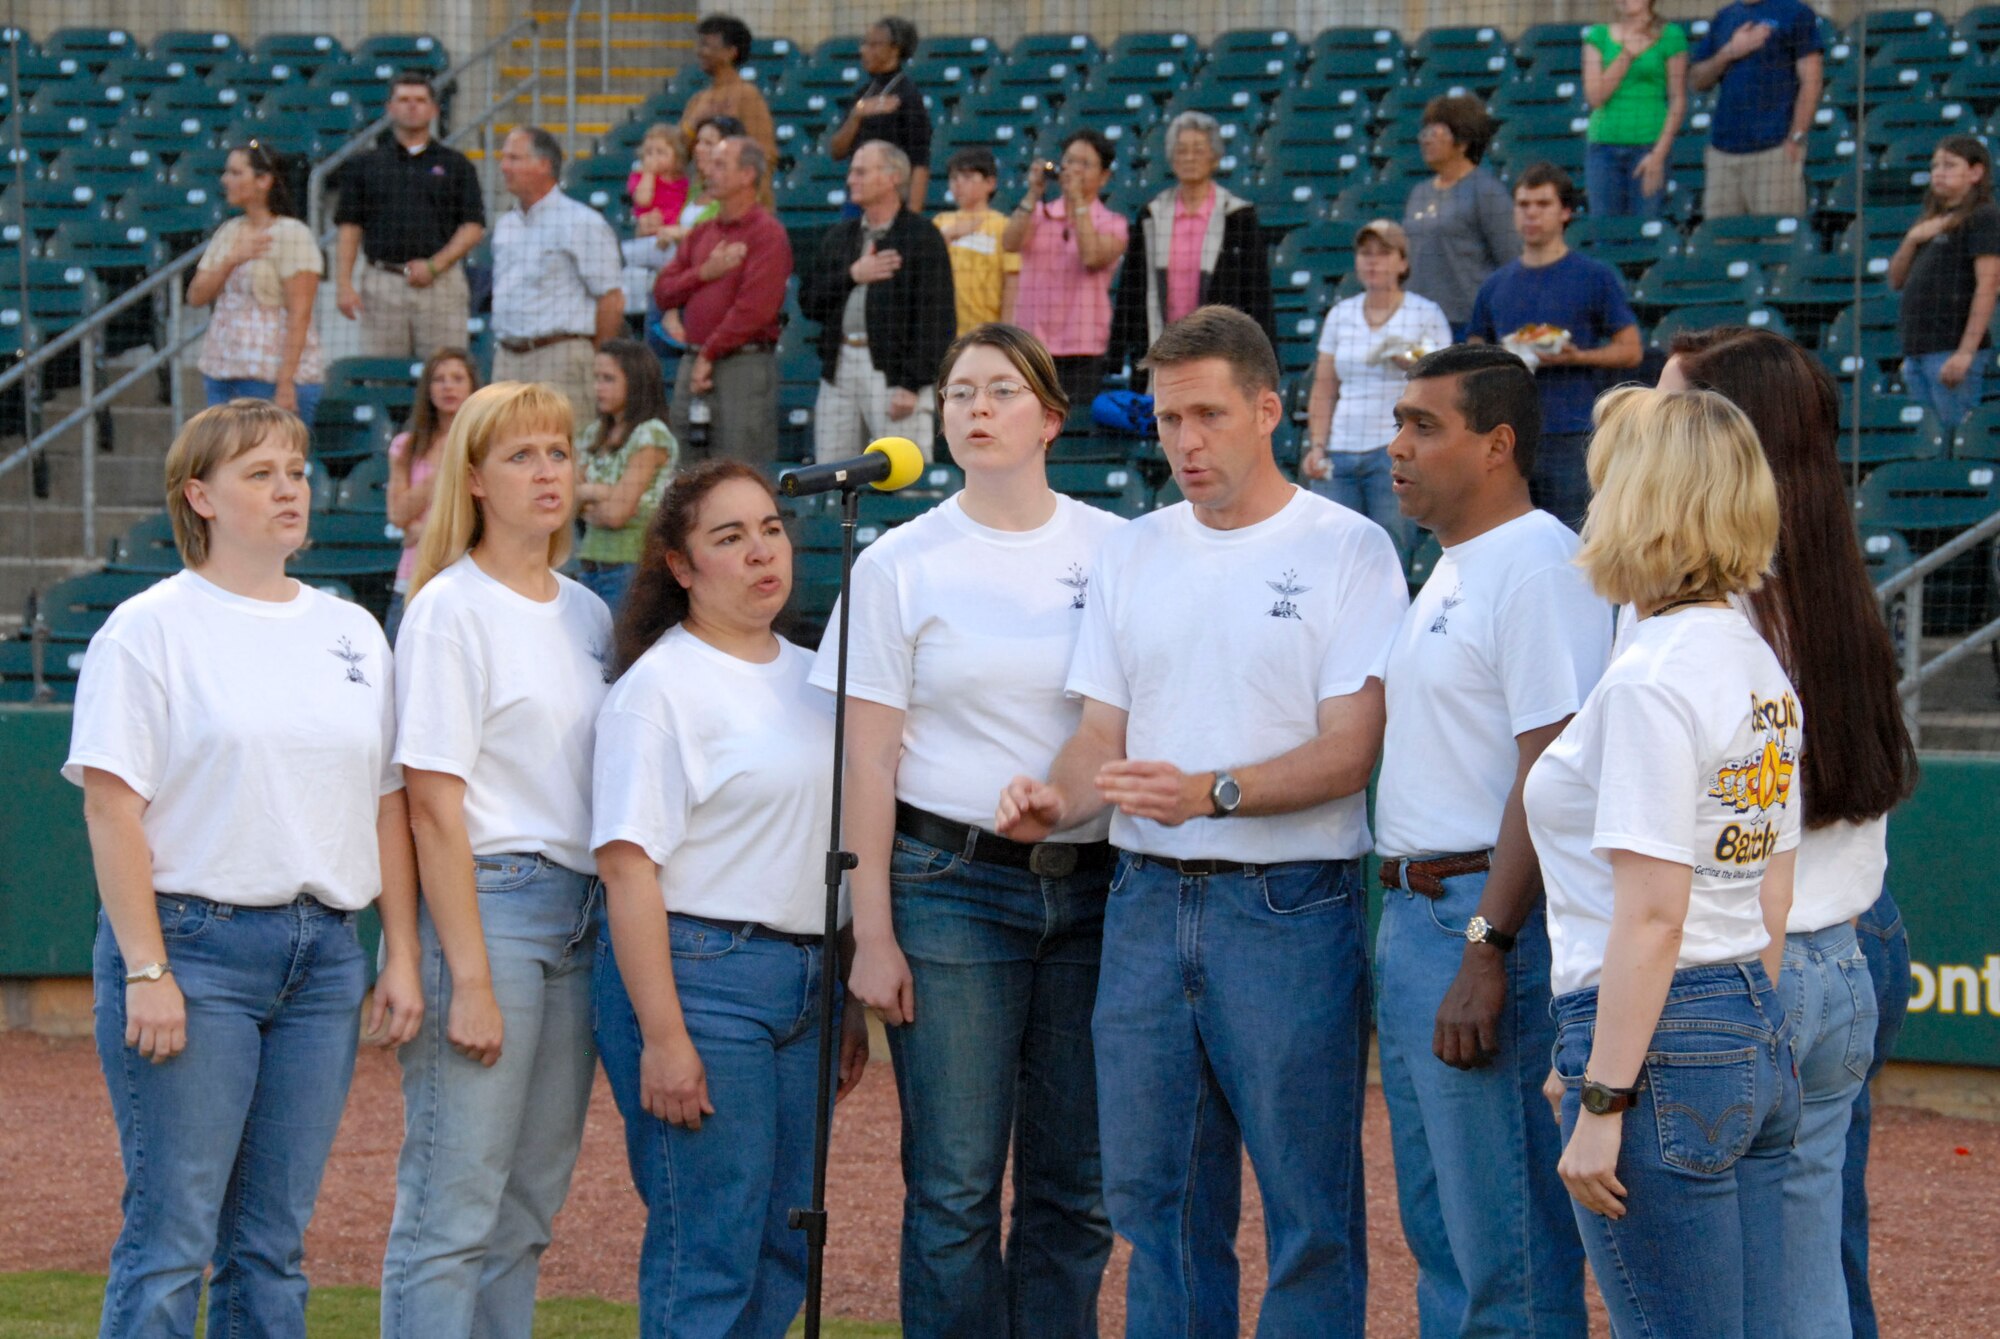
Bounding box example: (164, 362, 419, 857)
(673, 913, 823, 948)
(1135, 855, 1249, 877)
(895, 802, 1112, 879)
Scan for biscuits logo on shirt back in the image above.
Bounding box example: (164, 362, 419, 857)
(1706, 690, 1800, 867)
(1266, 570, 1310, 620)
(1428, 583, 1465, 635)
(328, 636, 372, 687)
(1058, 564, 1090, 610)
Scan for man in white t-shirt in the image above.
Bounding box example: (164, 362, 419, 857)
(997, 306, 1407, 1338)
(1374, 344, 1611, 1335)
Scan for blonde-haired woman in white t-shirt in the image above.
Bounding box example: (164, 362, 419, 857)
(590, 460, 871, 1336)
(817, 323, 1124, 1338)
(1525, 385, 1802, 1337)
(378, 382, 614, 1339)
(66, 399, 423, 1339)
(1302, 220, 1453, 560)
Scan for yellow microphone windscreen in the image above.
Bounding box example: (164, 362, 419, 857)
(863, 436, 926, 492)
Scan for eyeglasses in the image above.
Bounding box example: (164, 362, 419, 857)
(941, 380, 1030, 406)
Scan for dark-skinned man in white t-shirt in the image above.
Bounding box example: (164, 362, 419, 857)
(998, 305, 1407, 1339)
(1374, 343, 1611, 1337)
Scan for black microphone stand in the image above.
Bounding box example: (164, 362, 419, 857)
(785, 476, 861, 1339)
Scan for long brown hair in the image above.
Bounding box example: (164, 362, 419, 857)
(1670, 328, 1918, 826)
(1920, 133, 1994, 226)
(592, 338, 671, 454)
(610, 460, 779, 677)
(404, 347, 480, 463)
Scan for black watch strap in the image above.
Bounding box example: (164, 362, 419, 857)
(1581, 1076, 1645, 1115)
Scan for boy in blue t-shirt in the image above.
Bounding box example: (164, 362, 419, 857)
(1690, 0, 1825, 218)
(1467, 163, 1640, 530)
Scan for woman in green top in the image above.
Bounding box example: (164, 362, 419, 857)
(1582, 0, 1688, 219)
(575, 338, 678, 611)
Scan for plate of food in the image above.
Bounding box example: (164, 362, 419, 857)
(1501, 323, 1573, 366)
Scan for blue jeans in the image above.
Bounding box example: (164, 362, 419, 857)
(1530, 432, 1591, 533)
(1093, 854, 1370, 1339)
(577, 562, 635, 616)
(202, 375, 324, 426)
(1375, 871, 1585, 1338)
(1845, 888, 1909, 1339)
(1312, 448, 1408, 560)
(1779, 921, 1877, 1339)
(1900, 352, 1986, 431)
(885, 833, 1113, 1339)
(594, 919, 834, 1338)
(380, 856, 602, 1339)
(1553, 962, 1800, 1339)
(93, 894, 366, 1339)
(1585, 142, 1665, 220)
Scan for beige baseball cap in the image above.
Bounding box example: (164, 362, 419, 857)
(1355, 218, 1410, 255)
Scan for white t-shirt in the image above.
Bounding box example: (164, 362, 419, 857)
(1066, 488, 1408, 862)
(393, 556, 614, 873)
(1317, 291, 1454, 454)
(62, 571, 400, 911)
(592, 627, 839, 935)
(1377, 511, 1612, 857)
(1525, 607, 1805, 996)
(1612, 601, 1890, 933)
(809, 493, 1126, 843)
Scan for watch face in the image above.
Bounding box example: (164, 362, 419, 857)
(1580, 1084, 1612, 1116)
(1217, 777, 1241, 810)
(1466, 916, 1489, 943)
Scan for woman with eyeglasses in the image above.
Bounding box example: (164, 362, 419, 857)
(819, 324, 1124, 1339)
(188, 142, 326, 421)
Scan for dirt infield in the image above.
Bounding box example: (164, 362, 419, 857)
(3, 1030, 1997, 1336)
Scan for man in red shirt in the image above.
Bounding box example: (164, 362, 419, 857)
(654, 136, 792, 464)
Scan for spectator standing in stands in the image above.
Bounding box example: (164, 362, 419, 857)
(1375, 345, 1600, 1338)
(1404, 95, 1519, 343)
(1689, 0, 1823, 219)
(619, 125, 691, 315)
(385, 349, 480, 643)
(1662, 328, 1919, 1339)
(679, 14, 778, 169)
(829, 16, 932, 208)
(189, 143, 326, 420)
(333, 73, 487, 359)
(576, 339, 679, 612)
(1005, 130, 1129, 407)
(1468, 165, 1641, 532)
(934, 148, 1019, 334)
(490, 128, 625, 429)
(653, 136, 791, 466)
(802, 141, 955, 462)
(1890, 135, 2000, 431)
(1111, 111, 1275, 384)
(998, 308, 1407, 1339)
(1582, 1, 1688, 219)
(655, 116, 743, 355)
(1301, 220, 1451, 557)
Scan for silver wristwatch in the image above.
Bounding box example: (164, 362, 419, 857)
(125, 961, 172, 984)
(1209, 771, 1242, 817)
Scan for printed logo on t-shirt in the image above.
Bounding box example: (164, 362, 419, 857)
(1058, 563, 1090, 610)
(1428, 583, 1465, 635)
(328, 635, 372, 687)
(1704, 690, 1800, 870)
(1266, 569, 1310, 620)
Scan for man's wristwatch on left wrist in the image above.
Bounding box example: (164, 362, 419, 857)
(1208, 770, 1242, 817)
(1464, 915, 1517, 952)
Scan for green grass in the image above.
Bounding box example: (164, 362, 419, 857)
(0, 1272, 899, 1338)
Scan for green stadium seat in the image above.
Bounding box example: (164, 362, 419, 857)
(43, 27, 140, 73)
(333, 452, 393, 514)
(1410, 45, 1514, 94)
(1763, 252, 1869, 322)
(813, 36, 864, 63)
(1299, 46, 1401, 96)
(1678, 213, 1813, 268)
(1821, 305, 1904, 380)
(748, 35, 803, 66)
(1489, 76, 1586, 119)
(786, 57, 868, 95)
(250, 33, 348, 77)
(101, 184, 216, 249)
(1862, 95, 1977, 151)
(148, 81, 255, 124)
(1517, 22, 1588, 72)
(1323, 176, 1412, 223)
(107, 512, 180, 573)
(1953, 401, 2000, 459)
(0, 640, 83, 701)
(354, 34, 449, 76)
(1856, 458, 2000, 531)
(1212, 28, 1301, 60)
(97, 57, 200, 95)
(1845, 9, 1948, 54)
(163, 147, 233, 185)
(310, 393, 396, 469)
(1308, 27, 1406, 64)
(47, 218, 162, 282)
(1270, 82, 1373, 121)
(1939, 61, 2000, 112)
(1047, 462, 1151, 515)
(1822, 59, 1943, 110)
(36, 569, 165, 640)
(1648, 303, 1794, 350)
(1487, 128, 1585, 180)
(1200, 49, 1299, 96)
(44, 144, 163, 188)
(1108, 32, 1202, 68)
(1857, 524, 1914, 585)
(1629, 256, 1764, 320)
(1837, 397, 1951, 465)
(0, 53, 87, 105)
(307, 60, 399, 105)
(1012, 33, 1102, 65)
(1163, 80, 1268, 119)
(1959, 6, 2000, 50)
(1089, 53, 1188, 97)
(988, 55, 1091, 95)
(1571, 216, 1673, 279)
(1, 178, 111, 235)
(150, 31, 244, 72)
(28, 79, 136, 129)
(1818, 165, 1934, 214)
(324, 356, 422, 425)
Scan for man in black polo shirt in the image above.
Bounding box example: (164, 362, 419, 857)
(333, 73, 486, 359)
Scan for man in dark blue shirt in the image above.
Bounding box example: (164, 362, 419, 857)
(1467, 164, 1641, 531)
(1690, 0, 1824, 218)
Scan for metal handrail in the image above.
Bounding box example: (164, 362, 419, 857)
(566, 1, 584, 161)
(1873, 506, 2000, 602)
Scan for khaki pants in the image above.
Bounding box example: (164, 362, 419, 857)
(813, 344, 936, 464)
(669, 349, 778, 466)
(1703, 143, 1807, 220)
(356, 263, 472, 361)
(493, 337, 597, 429)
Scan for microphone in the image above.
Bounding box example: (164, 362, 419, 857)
(778, 436, 926, 497)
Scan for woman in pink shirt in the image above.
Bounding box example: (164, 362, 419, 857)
(1002, 129, 1128, 406)
(1110, 111, 1274, 388)
(384, 349, 479, 642)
